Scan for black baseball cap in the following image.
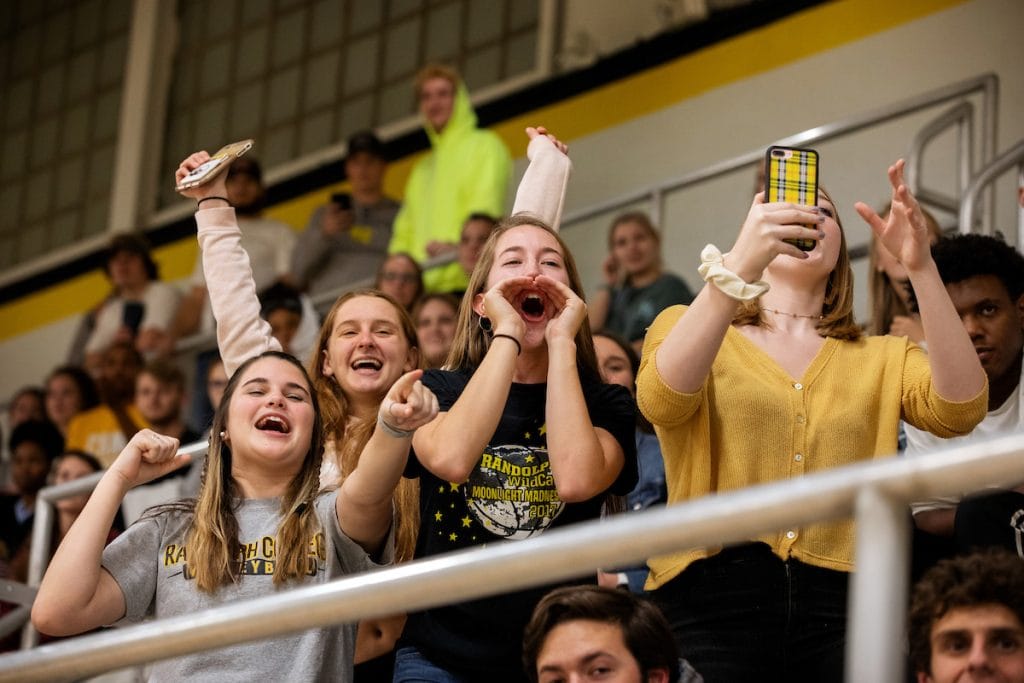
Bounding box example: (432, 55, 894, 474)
(346, 131, 386, 161)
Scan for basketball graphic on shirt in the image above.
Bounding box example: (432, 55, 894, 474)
(465, 444, 564, 539)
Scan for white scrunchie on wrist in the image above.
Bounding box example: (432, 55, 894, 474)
(698, 244, 770, 301)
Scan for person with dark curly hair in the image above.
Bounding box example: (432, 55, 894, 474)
(906, 234, 1024, 559)
(909, 549, 1024, 683)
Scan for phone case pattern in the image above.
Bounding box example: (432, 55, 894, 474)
(766, 146, 818, 251)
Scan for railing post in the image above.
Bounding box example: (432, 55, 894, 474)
(846, 486, 910, 683)
(649, 188, 664, 230)
(19, 497, 53, 650)
(980, 74, 998, 235)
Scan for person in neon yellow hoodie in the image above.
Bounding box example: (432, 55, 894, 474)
(389, 64, 512, 294)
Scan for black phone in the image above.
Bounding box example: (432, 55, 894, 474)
(331, 193, 352, 211)
(122, 301, 144, 334)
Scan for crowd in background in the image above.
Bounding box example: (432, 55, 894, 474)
(1, 60, 1023, 683)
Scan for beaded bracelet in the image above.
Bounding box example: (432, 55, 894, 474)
(697, 244, 770, 301)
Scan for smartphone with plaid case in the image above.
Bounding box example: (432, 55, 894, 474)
(765, 146, 819, 251)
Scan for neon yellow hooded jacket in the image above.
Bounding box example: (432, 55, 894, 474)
(388, 81, 511, 292)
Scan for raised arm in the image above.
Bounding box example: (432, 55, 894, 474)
(855, 160, 986, 402)
(538, 276, 624, 502)
(511, 127, 572, 230)
(32, 430, 186, 636)
(175, 152, 281, 375)
(645, 195, 823, 395)
(337, 370, 438, 556)
(411, 277, 530, 483)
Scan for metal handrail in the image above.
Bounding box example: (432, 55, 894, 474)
(959, 138, 1024, 244)
(906, 101, 974, 216)
(2, 431, 1023, 682)
(19, 439, 210, 649)
(0, 581, 35, 641)
(557, 73, 998, 233)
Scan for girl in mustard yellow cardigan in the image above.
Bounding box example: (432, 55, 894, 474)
(636, 160, 987, 683)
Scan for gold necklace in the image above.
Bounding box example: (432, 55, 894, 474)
(762, 307, 823, 320)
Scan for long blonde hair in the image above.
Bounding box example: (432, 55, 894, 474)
(733, 187, 861, 341)
(309, 289, 421, 562)
(446, 214, 599, 377)
(185, 351, 324, 592)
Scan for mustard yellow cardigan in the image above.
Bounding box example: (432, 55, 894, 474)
(637, 305, 987, 588)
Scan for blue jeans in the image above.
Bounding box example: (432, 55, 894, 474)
(393, 646, 471, 683)
(652, 543, 848, 683)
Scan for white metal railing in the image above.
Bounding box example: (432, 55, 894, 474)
(2, 431, 1023, 682)
(15, 440, 209, 650)
(0, 581, 35, 641)
(906, 100, 974, 215)
(557, 73, 998, 235)
(960, 138, 1024, 245)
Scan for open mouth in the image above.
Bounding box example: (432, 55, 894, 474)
(255, 415, 291, 434)
(351, 358, 383, 372)
(519, 293, 546, 322)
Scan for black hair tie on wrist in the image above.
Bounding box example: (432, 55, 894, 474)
(491, 333, 521, 356)
(197, 196, 230, 208)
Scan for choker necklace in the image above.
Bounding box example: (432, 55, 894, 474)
(762, 307, 823, 320)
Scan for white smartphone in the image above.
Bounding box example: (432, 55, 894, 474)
(175, 139, 254, 191)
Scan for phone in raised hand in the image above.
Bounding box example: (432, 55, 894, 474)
(764, 145, 819, 251)
(175, 139, 254, 191)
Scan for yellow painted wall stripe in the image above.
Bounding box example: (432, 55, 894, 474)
(0, 0, 964, 341)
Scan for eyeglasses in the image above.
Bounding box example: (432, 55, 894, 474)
(380, 272, 419, 284)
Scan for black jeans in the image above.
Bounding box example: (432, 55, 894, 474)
(652, 543, 848, 683)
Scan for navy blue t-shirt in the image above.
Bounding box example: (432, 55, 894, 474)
(401, 366, 637, 682)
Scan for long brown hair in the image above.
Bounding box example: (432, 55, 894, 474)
(186, 351, 325, 592)
(309, 289, 421, 562)
(446, 214, 600, 377)
(733, 186, 861, 341)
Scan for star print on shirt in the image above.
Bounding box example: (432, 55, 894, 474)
(461, 516, 472, 528)
(435, 511, 443, 521)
